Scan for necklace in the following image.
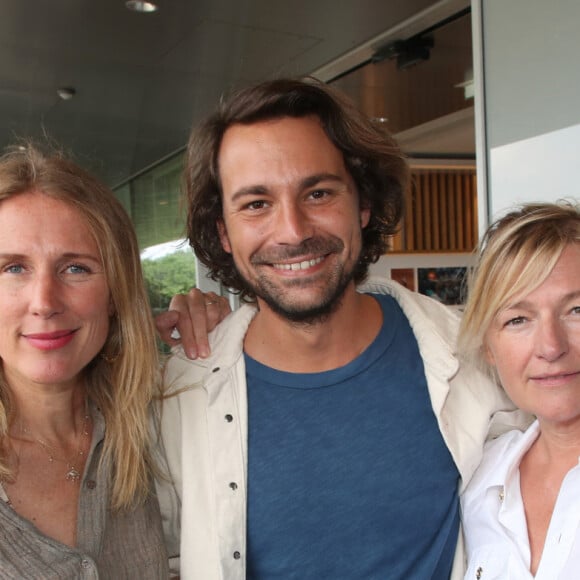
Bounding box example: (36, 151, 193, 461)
(20, 409, 91, 484)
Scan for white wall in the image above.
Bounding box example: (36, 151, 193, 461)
(370, 253, 473, 279)
(473, 0, 580, 222)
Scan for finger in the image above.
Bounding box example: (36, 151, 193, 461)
(169, 290, 205, 359)
(166, 289, 229, 360)
(155, 310, 181, 345)
(206, 294, 232, 329)
(188, 289, 217, 359)
(204, 294, 223, 338)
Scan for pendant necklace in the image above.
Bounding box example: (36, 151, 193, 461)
(20, 408, 91, 484)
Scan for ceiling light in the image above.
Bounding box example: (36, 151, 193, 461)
(125, 1, 158, 13)
(57, 87, 76, 100)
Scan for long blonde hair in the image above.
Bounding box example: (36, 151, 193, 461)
(459, 201, 580, 377)
(0, 144, 160, 509)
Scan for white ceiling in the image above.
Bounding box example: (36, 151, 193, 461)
(0, 0, 470, 186)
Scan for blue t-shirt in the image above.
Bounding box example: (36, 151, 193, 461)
(245, 293, 459, 579)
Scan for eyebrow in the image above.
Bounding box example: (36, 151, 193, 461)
(0, 252, 101, 262)
(507, 289, 580, 310)
(229, 172, 347, 204)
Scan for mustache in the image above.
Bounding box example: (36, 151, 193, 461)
(250, 236, 344, 265)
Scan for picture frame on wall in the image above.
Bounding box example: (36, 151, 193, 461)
(417, 267, 467, 305)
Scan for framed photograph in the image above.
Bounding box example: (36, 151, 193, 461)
(417, 267, 467, 305)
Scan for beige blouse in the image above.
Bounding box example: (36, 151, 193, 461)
(0, 407, 169, 579)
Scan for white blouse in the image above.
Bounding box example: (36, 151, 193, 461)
(461, 421, 580, 579)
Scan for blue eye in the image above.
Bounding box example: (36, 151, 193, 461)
(505, 316, 526, 327)
(66, 264, 90, 274)
(4, 264, 23, 274)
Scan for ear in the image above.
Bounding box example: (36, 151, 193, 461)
(217, 219, 232, 254)
(108, 297, 116, 317)
(360, 205, 371, 229)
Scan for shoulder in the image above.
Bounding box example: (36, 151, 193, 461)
(360, 276, 460, 338)
(208, 301, 257, 353)
(163, 302, 257, 394)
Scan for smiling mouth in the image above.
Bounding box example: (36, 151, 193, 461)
(23, 329, 78, 351)
(272, 256, 325, 271)
(24, 330, 75, 340)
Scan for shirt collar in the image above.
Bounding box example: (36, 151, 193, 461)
(484, 420, 540, 489)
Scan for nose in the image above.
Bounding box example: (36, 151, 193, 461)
(535, 317, 568, 362)
(29, 271, 64, 318)
(273, 200, 313, 245)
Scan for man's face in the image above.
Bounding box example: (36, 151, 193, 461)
(217, 115, 370, 323)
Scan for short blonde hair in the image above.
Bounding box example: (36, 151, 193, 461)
(0, 144, 160, 509)
(459, 201, 580, 376)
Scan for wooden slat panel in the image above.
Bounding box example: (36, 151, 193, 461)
(395, 168, 476, 253)
(471, 173, 478, 248)
(433, 173, 441, 249)
(416, 174, 425, 251)
(439, 173, 449, 250)
(464, 173, 473, 249)
(448, 173, 457, 249)
(421, 174, 433, 250)
(405, 175, 416, 250)
(455, 174, 464, 249)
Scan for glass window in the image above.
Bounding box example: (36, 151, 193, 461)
(114, 151, 197, 313)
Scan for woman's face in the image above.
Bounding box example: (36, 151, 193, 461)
(0, 190, 112, 393)
(485, 243, 580, 428)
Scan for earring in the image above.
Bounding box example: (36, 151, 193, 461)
(100, 352, 119, 363)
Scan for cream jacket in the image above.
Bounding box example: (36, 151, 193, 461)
(155, 277, 530, 580)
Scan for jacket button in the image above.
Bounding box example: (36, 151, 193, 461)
(229, 482, 238, 490)
(233, 551, 241, 560)
(225, 414, 233, 422)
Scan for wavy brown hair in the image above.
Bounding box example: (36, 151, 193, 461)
(0, 144, 160, 510)
(185, 77, 409, 299)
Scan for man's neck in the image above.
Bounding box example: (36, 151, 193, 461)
(244, 289, 382, 373)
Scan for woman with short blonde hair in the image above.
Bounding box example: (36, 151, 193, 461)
(459, 201, 580, 578)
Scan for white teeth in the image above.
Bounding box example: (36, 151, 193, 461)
(273, 257, 324, 270)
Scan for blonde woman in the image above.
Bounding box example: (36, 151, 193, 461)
(0, 145, 168, 577)
(459, 202, 580, 579)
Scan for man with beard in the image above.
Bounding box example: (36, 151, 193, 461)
(155, 78, 525, 580)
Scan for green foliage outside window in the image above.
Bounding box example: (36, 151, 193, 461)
(142, 252, 196, 314)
